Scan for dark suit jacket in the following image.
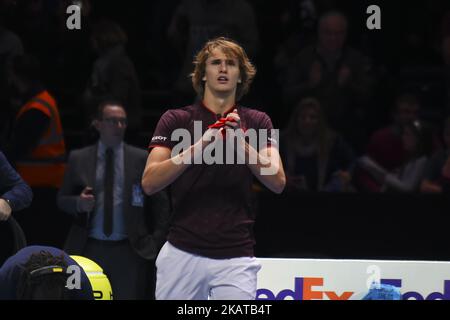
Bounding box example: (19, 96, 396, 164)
(0, 150, 33, 212)
(57, 143, 170, 260)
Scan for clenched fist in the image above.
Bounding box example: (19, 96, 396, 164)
(77, 187, 95, 213)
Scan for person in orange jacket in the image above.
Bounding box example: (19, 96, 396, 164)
(4, 54, 69, 248)
(5, 54, 66, 189)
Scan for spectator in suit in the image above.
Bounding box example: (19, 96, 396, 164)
(57, 100, 170, 299)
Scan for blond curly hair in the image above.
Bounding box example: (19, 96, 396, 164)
(191, 37, 256, 101)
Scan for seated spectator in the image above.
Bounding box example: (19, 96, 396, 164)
(83, 19, 142, 135)
(421, 117, 450, 193)
(280, 97, 355, 192)
(274, 0, 319, 86)
(167, 0, 259, 103)
(282, 10, 374, 146)
(355, 92, 422, 191)
(358, 120, 432, 193)
(5, 54, 66, 188)
(0, 18, 24, 143)
(4, 54, 68, 249)
(396, 34, 450, 124)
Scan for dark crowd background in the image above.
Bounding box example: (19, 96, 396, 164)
(1, 0, 450, 263)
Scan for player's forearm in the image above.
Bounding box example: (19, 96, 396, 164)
(142, 143, 200, 195)
(250, 165, 286, 194)
(244, 142, 286, 194)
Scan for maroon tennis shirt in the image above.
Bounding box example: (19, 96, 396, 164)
(148, 102, 276, 258)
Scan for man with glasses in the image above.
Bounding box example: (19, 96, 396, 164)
(57, 100, 170, 299)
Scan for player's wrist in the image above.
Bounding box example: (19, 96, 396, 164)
(172, 144, 198, 166)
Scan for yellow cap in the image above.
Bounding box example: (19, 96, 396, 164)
(70, 255, 113, 300)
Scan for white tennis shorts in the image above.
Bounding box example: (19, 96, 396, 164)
(155, 241, 261, 300)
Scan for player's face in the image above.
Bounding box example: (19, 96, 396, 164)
(203, 48, 241, 97)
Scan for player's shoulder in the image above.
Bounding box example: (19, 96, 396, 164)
(156, 105, 196, 128)
(161, 105, 195, 119)
(239, 105, 272, 124)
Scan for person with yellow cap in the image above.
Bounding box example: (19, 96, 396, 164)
(0, 246, 93, 300)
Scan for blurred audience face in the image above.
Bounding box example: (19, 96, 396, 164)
(402, 126, 418, 154)
(297, 106, 320, 138)
(60, 0, 91, 19)
(90, 19, 127, 56)
(23, 0, 44, 17)
(95, 105, 127, 147)
(394, 100, 419, 127)
(318, 13, 348, 53)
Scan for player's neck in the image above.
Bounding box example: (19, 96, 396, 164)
(203, 89, 236, 116)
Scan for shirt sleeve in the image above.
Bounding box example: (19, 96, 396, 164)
(255, 112, 278, 151)
(384, 157, 428, 193)
(0, 151, 33, 211)
(148, 110, 183, 151)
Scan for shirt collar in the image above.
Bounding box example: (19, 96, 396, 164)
(98, 141, 123, 156)
(199, 100, 238, 117)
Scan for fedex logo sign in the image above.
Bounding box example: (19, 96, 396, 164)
(257, 277, 354, 300)
(381, 279, 450, 300)
(256, 277, 450, 300)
